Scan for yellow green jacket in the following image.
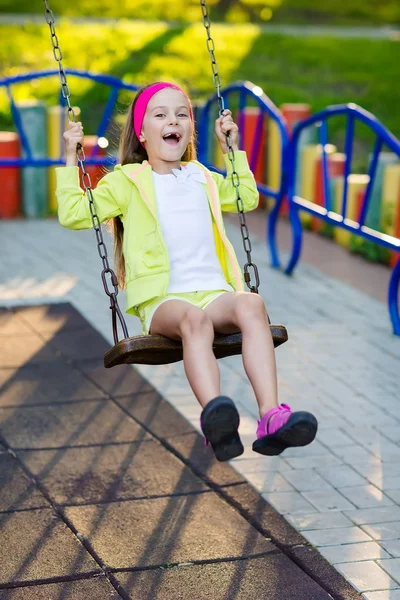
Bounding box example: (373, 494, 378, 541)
(56, 151, 259, 316)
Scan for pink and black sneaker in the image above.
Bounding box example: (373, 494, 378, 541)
(253, 403, 318, 456)
(201, 396, 244, 462)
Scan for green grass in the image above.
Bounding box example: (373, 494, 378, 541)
(0, 21, 399, 143)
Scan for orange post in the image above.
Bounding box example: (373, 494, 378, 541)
(238, 107, 267, 208)
(0, 132, 21, 219)
(81, 136, 105, 190)
(280, 103, 311, 135)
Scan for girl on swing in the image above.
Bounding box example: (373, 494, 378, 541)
(56, 82, 318, 462)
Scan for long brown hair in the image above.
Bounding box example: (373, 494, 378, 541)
(110, 84, 197, 289)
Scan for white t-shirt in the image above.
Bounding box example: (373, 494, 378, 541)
(152, 163, 233, 294)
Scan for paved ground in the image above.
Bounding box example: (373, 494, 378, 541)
(0, 215, 399, 598)
(0, 302, 357, 599)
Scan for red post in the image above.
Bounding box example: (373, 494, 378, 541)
(0, 132, 21, 219)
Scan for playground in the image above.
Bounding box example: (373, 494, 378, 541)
(1, 1, 400, 598)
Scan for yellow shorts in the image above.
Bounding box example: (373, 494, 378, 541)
(137, 289, 229, 335)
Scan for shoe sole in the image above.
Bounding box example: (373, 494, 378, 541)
(201, 396, 244, 462)
(252, 412, 318, 456)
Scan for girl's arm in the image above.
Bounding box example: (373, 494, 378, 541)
(56, 167, 122, 230)
(210, 150, 259, 213)
(56, 121, 122, 230)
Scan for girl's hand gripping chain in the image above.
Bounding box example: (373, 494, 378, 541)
(63, 121, 84, 166)
(215, 109, 239, 154)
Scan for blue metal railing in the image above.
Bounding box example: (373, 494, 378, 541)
(268, 103, 400, 335)
(197, 80, 289, 268)
(0, 69, 140, 168)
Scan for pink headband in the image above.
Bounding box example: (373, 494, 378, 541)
(133, 82, 193, 142)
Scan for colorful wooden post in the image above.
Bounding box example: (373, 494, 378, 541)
(18, 101, 48, 218)
(313, 152, 346, 232)
(381, 163, 400, 267)
(334, 174, 370, 248)
(300, 144, 336, 226)
(0, 132, 21, 219)
(48, 105, 68, 214)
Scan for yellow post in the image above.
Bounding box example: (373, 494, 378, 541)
(334, 174, 370, 247)
(267, 119, 281, 192)
(300, 144, 336, 226)
(381, 163, 400, 236)
(47, 105, 67, 214)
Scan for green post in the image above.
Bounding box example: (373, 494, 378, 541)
(18, 101, 48, 218)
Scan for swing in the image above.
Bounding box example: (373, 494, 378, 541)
(43, 0, 288, 367)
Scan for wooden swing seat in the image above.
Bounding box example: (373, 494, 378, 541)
(104, 324, 288, 367)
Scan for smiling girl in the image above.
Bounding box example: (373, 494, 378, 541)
(56, 82, 317, 462)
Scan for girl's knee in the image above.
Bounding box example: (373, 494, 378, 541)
(235, 293, 267, 325)
(180, 306, 213, 338)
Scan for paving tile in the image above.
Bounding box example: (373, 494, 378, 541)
(315, 428, 356, 448)
(12, 303, 90, 333)
(362, 522, 400, 541)
(303, 527, 373, 547)
(353, 463, 400, 484)
(262, 491, 317, 515)
(20, 441, 208, 505)
(363, 590, 400, 599)
(0, 334, 61, 367)
(345, 507, 400, 526)
(222, 483, 306, 548)
(318, 542, 391, 564)
(336, 561, 398, 592)
(165, 431, 245, 486)
(380, 541, 400, 558)
(79, 359, 154, 397)
(244, 471, 295, 493)
(64, 494, 275, 569)
(339, 485, 394, 509)
(232, 455, 292, 473)
(302, 488, 356, 512)
(117, 392, 195, 438)
(0, 578, 121, 599)
(0, 400, 150, 449)
(42, 327, 111, 360)
(316, 465, 369, 488)
(0, 364, 106, 406)
(284, 454, 343, 469)
(0, 453, 49, 512)
(377, 559, 400, 584)
(281, 469, 333, 492)
(334, 446, 382, 465)
(115, 554, 333, 600)
(0, 308, 32, 335)
(285, 512, 354, 531)
(0, 508, 99, 584)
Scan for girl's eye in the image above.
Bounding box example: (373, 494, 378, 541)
(178, 113, 188, 117)
(155, 113, 165, 118)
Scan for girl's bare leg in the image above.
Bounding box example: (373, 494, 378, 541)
(150, 300, 220, 407)
(205, 291, 278, 418)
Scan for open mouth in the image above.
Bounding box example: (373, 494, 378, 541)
(162, 132, 181, 145)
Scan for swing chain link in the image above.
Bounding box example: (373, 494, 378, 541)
(42, 0, 129, 344)
(200, 0, 260, 294)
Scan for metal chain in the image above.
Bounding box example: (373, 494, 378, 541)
(200, 0, 260, 293)
(42, 0, 128, 344)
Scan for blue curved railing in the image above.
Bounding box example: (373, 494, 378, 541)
(197, 80, 289, 268)
(0, 69, 140, 168)
(269, 103, 400, 335)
